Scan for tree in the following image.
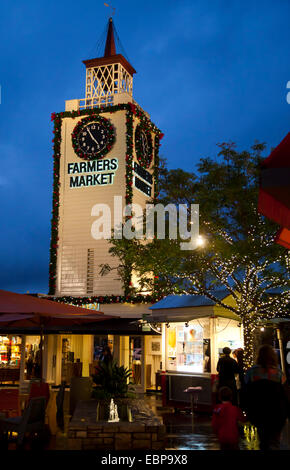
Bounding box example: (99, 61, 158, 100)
(104, 142, 290, 368)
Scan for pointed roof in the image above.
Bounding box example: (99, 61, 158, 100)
(104, 17, 116, 57)
(82, 17, 136, 76)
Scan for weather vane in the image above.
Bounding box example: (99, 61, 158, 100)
(104, 2, 116, 17)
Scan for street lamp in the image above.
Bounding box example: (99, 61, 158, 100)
(196, 235, 205, 247)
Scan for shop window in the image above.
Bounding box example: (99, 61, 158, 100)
(203, 339, 211, 372)
(93, 336, 110, 360)
(167, 323, 204, 373)
(25, 336, 41, 379)
(0, 336, 21, 366)
(130, 337, 142, 385)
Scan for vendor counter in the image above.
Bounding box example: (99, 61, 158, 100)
(0, 367, 20, 383)
(161, 371, 216, 412)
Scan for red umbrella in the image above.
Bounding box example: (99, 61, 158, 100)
(0, 289, 111, 317)
(0, 290, 116, 381)
(258, 132, 290, 248)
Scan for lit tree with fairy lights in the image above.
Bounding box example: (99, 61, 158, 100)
(106, 142, 290, 369)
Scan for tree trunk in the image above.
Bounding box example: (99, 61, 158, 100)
(243, 317, 255, 370)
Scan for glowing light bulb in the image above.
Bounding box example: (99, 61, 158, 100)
(196, 235, 205, 247)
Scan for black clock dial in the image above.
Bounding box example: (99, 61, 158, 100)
(72, 116, 115, 160)
(76, 122, 109, 157)
(135, 124, 153, 168)
(140, 131, 149, 157)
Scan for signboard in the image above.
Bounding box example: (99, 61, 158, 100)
(67, 158, 118, 188)
(133, 162, 153, 197)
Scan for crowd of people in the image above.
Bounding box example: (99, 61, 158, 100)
(212, 345, 289, 451)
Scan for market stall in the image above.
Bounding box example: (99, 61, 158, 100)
(150, 291, 243, 411)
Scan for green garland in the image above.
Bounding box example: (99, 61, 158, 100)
(153, 133, 162, 203)
(49, 102, 163, 296)
(125, 108, 134, 205)
(71, 114, 115, 160)
(44, 293, 164, 306)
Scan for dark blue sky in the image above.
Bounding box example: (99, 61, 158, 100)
(1, 0, 290, 294)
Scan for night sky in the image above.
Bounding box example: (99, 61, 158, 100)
(1, 0, 290, 294)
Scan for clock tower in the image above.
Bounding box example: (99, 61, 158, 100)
(49, 18, 163, 298)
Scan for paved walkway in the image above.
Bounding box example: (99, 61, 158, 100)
(1, 389, 289, 450)
(146, 393, 290, 451)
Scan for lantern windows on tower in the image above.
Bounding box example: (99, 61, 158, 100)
(79, 63, 133, 109)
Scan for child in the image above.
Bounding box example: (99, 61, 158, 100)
(212, 386, 245, 450)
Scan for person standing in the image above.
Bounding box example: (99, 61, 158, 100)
(26, 354, 34, 379)
(233, 348, 245, 408)
(217, 347, 240, 405)
(100, 345, 113, 365)
(244, 344, 289, 451)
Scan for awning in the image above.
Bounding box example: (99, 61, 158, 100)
(149, 292, 240, 322)
(0, 289, 111, 317)
(258, 133, 290, 246)
(0, 289, 116, 329)
(0, 317, 159, 335)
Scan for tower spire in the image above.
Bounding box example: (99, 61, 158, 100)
(104, 17, 116, 57)
(82, 16, 136, 108)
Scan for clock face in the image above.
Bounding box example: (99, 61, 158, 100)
(72, 116, 115, 160)
(135, 124, 153, 168)
(77, 122, 109, 157)
(140, 131, 150, 157)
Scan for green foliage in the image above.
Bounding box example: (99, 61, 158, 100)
(91, 360, 135, 399)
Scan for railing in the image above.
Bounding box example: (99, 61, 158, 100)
(78, 95, 114, 109)
(76, 96, 150, 120)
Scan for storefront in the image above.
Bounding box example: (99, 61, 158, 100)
(150, 292, 243, 410)
(0, 335, 21, 383)
(93, 333, 162, 393)
(0, 290, 161, 392)
(0, 329, 161, 393)
(0, 335, 21, 365)
(46, 331, 161, 391)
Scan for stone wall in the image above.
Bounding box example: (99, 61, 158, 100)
(68, 399, 166, 450)
(68, 421, 166, 450)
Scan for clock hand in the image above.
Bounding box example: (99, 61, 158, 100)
(87, 127, 98, 145)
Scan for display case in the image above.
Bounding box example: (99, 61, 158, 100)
(0, 336, 21, 365)
(167, 323, 205, 373)
(0, 336, 21, 383)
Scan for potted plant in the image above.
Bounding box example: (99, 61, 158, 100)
(91, 360, 135, 420)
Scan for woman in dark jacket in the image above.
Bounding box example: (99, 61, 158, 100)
(244, 344, 289, 451)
